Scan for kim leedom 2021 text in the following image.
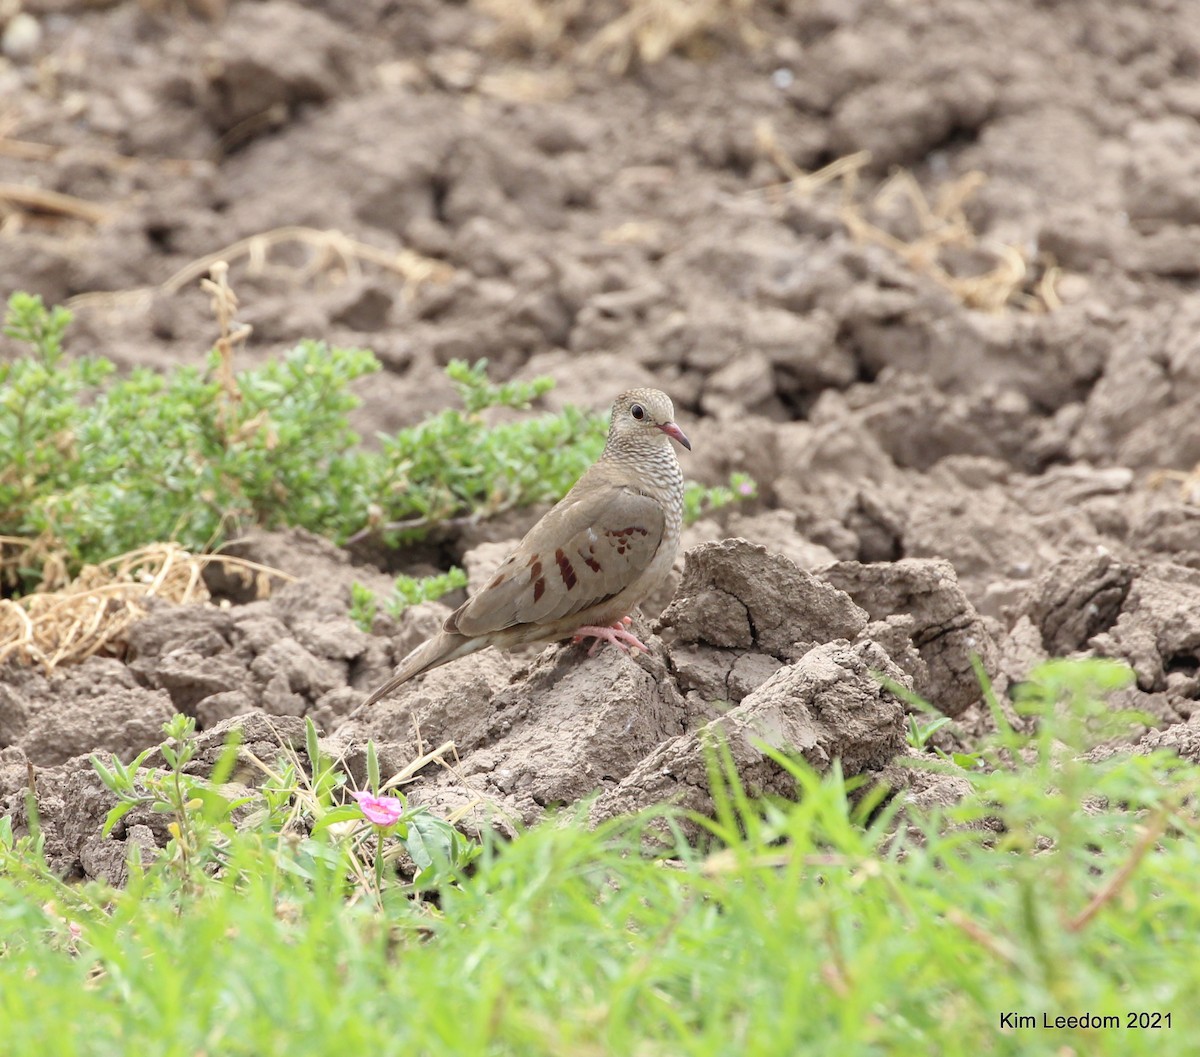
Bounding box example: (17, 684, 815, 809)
(999, 1012, 1172, 1030)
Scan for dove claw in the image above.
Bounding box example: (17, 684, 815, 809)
(572, 620, 649, 657)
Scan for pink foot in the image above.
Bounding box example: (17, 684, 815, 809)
(572, 618, 648, 657)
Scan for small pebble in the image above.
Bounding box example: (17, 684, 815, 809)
(771, 67, 794, 89)
(2, 11, 41, 61)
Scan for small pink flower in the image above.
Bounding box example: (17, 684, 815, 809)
(351, 790, 404, 827)
(738, 480, 755, 496)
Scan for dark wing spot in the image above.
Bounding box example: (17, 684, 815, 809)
(554, 548, 577, 590)
(605, 526, 650, 559)
(489, 573, 507, 588)
(533, 577, 546, 603)
(529, 559, 543, 582)
(584, 555, 601, 573)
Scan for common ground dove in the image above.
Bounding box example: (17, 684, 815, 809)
(359, 388, 690, 706)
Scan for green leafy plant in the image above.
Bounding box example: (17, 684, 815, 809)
(906, 712, 952, 752)
(2, 295, 756, 596)
(958, 658, 1162, 868)
(881, 670, 984, 770)
(386, 567, 469, 616)
(349, 569, 472, 630)
(2, 294, 379, 588)
(91, 714, 259, 889)
(88, 713, 479, 906)
(348, 581, 378, 633)
(445, 358, 555, 413)
(369, 372, 606, 543)
(311, 736, 480, 903)
(1, 294, 114, 572)
(683, 470, 756, 524)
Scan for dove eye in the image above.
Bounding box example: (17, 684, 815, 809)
(630, 404, 645, 421)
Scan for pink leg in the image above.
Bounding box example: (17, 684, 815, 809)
(572, 616, 648, 657)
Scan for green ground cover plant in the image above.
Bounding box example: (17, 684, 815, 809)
(1, 293, 750, 595)
(0, 658, 1195, 1055)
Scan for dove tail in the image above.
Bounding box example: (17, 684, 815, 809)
(359, 631, 483, 707)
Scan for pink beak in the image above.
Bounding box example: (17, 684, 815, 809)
(657, 421, 692, 451)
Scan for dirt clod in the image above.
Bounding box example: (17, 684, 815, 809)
(822, 559, 999, 717)
(660, 539, 867, 658)
(590, 639, 908, 831)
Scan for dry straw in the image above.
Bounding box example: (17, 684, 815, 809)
(1147, 467, 1200, 506)
(0, 542, 293, 671)
(475, 0, 761, 71)
(65, 225, 454, 318)
(752, 128, 1062, 314)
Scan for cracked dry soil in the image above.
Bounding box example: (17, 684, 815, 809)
(5, 0, 1200, 879)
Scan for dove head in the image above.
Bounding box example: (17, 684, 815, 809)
(605, 388, 691, 457)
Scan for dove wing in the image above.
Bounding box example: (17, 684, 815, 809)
(447, 483, 666, 637)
